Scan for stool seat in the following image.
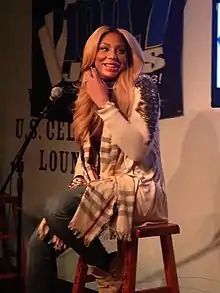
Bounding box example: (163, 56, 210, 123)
(134, 222, 180, 238)
(73, 222, 180, 293)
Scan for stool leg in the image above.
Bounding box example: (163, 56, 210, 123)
(160, 235, 180, 293)
(72, 257, 88, 293)
(122, 238, 138, 293)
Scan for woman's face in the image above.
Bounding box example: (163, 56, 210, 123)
(94, 32, 128, 81)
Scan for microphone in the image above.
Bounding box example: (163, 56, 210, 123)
(49, 87, 64, 101)
(49, 82, 79, 102)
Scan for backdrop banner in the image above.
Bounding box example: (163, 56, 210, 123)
(31, 0, 186, 121)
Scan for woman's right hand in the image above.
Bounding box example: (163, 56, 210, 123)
(86, 67, 109, 107)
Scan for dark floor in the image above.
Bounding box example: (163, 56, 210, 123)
(0, 278, 96, 293)
(0, 257, 96, 293)
(0, 261, 95, 293)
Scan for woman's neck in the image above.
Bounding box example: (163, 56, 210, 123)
(105, 80, 115, 89)
(103, 80, 115, 102)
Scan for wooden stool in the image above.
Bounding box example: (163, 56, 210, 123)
(72, 222, 180, 293)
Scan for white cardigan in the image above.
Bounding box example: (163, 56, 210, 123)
(73, 74, 168, 225)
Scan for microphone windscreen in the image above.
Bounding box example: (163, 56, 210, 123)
(50, 87, 63, 101)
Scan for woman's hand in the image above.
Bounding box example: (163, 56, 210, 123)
(86, 67, 109, 108)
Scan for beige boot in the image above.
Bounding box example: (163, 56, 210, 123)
(94, 253, 122, 293)
(97, 276, 122, 293)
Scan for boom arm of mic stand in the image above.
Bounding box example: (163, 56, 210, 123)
(0, 100, 55, 194)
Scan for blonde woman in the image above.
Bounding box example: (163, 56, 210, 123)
(26, 26, 168, 293)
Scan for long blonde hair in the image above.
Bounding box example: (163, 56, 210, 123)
(73, 26, 144, 144)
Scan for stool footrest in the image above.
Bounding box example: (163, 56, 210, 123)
(2, 195, 18, 204)
(0, 273, 17, 280)
(0, 234, 17, 240)
(85, 274, 96, 283)
(135, 223, 180, 238)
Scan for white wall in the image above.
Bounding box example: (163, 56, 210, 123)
(1, 0, 220, 292)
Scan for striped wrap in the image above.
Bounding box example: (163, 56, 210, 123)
(68, 126, 139, 246)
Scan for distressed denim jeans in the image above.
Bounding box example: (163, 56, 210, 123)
(26, 186, 111, 293)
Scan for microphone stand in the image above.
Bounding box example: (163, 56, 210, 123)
(0, 99, 57, 289)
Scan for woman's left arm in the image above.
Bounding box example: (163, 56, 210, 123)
(97, 75, 160, 162)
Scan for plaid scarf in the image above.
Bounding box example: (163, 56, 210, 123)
(68, 126, 138, 246)
(37, 127, 138, 248)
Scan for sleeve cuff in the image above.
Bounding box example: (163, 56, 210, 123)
(97, 101, 118, 121)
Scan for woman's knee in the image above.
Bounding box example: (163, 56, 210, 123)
(44, 195, 61, 220)
(43, 188, 84, 223)
(27, 230, 43, 261)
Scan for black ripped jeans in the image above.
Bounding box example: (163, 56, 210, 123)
(26, 186, 113, 293)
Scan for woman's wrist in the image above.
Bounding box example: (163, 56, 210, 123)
(97, 100, 115, 110)
(68, 175, 87, 189)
